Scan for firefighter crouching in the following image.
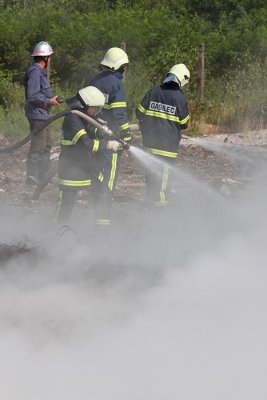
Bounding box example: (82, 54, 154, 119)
(56, 86, 120, 223)
(136, 64, 190, 207)
(89, 47, 131, 226)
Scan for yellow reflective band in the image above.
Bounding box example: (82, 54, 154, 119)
(144, 110, 180, 122)
(138, 104, 146, 113)
(60, 140, 72, 145)
(58, 179, 91, 187)
(61, 139, 76, 146)
(108, 153, 118, 190)
(180, 115, 190, 124)
(110, 102, 126, 108)
(103, 102, 127, 110)
(141, 108, 190, 124)
(72, 129, 87, 144)
(120, 122, 129, 130)
(92, 139, 100, 152)
(154, 200, 169, 206)
(160, 190, 165, 204)
(145, 147, 177, 158)
(123, 136, 132, 141)
(98, 172, 104, 182)
(159, 164, 169, 204)
(60, 129, 87, 145)
(96, 219, 111, 225)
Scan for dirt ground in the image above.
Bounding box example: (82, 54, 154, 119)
(1, 128, 267, 209)
(1, 127, 267, 262)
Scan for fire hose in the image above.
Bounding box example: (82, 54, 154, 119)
(0, 107, 133, 199)
(0, 109, 129, 153)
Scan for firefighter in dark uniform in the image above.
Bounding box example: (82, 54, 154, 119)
(24, 41, 60, 185)
(136, 64, 190, 207)
(89, 47, 131, 226)
(56, 86, 120, 223)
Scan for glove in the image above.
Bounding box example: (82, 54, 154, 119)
(107, 140, 120, 151)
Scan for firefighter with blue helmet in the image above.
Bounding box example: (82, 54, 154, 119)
(89, 47, 131, 226)
(24, 41, 60, 185)
(136, 64, 190, 207)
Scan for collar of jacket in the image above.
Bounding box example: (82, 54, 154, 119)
(161, 81, 182, 91)
(100, 70, 123, 80)
(32, 62, 47, 76)
(114, 71, 123, 80)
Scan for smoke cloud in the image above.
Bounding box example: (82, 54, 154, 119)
(0, 143, 267, 399)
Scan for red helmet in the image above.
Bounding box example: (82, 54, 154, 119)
(31, 41, 54, 57)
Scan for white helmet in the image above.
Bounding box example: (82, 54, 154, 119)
(100, 47, 129, 71)
(78, 86, 105, 107)
(31, 41, 54, 57)
(163, 64, 190, 87)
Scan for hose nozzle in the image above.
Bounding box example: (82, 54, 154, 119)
(118, 139, 130, 150)
(101, 125, 114, 137)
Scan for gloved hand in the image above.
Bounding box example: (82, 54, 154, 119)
(107, 140, 120, 151)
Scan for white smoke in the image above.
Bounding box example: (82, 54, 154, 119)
(0, 143, 267, 399)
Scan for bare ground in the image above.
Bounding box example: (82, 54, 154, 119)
(1, 129, 267, 208)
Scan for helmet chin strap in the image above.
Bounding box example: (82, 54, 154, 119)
(76, 93, 87, 109)
(117, 65, 126, 74)
(43, 56, 49, 68)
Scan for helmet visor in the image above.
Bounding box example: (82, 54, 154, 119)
(163, 73, 179, 84)
(94, 106, 103, 116)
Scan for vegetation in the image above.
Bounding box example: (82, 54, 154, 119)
(0, 0, 266, 136)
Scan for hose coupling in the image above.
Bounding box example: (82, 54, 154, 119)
(101, 125, 114, 136)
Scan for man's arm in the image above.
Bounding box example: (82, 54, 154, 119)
(109, 82, 131, 142)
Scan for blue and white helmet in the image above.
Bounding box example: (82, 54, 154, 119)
(163, 64, 190, 87)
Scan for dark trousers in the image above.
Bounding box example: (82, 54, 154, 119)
(55, 189, 78, 224)
(27, 118, 53, 181)
(91, 149, 122, 225)
(145, 155, 176, 207)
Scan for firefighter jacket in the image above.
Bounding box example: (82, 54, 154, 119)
(136, 82, 189, 158)
(89, 70, 131, 142)
(58, 112, 107, 189)
(23, 63, 53, 120)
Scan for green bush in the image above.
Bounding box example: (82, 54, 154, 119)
(0, 0, 266, 136)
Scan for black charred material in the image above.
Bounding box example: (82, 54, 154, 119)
(0, 243, 31, 264)
(0, 238, 45, 265)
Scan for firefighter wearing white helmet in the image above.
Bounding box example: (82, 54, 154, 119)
(100, 47, 129, 71)
(163, 64, 190, 87)
(57, 86, 119, 223)
(88, 47, 131, 226)
(136, 63, 190, 207)
(78, 86, 105, 107)
(24, 41, 60, 185)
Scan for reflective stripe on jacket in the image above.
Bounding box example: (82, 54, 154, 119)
(58, 113, 105, 188)
(136, 82, 189, 157)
